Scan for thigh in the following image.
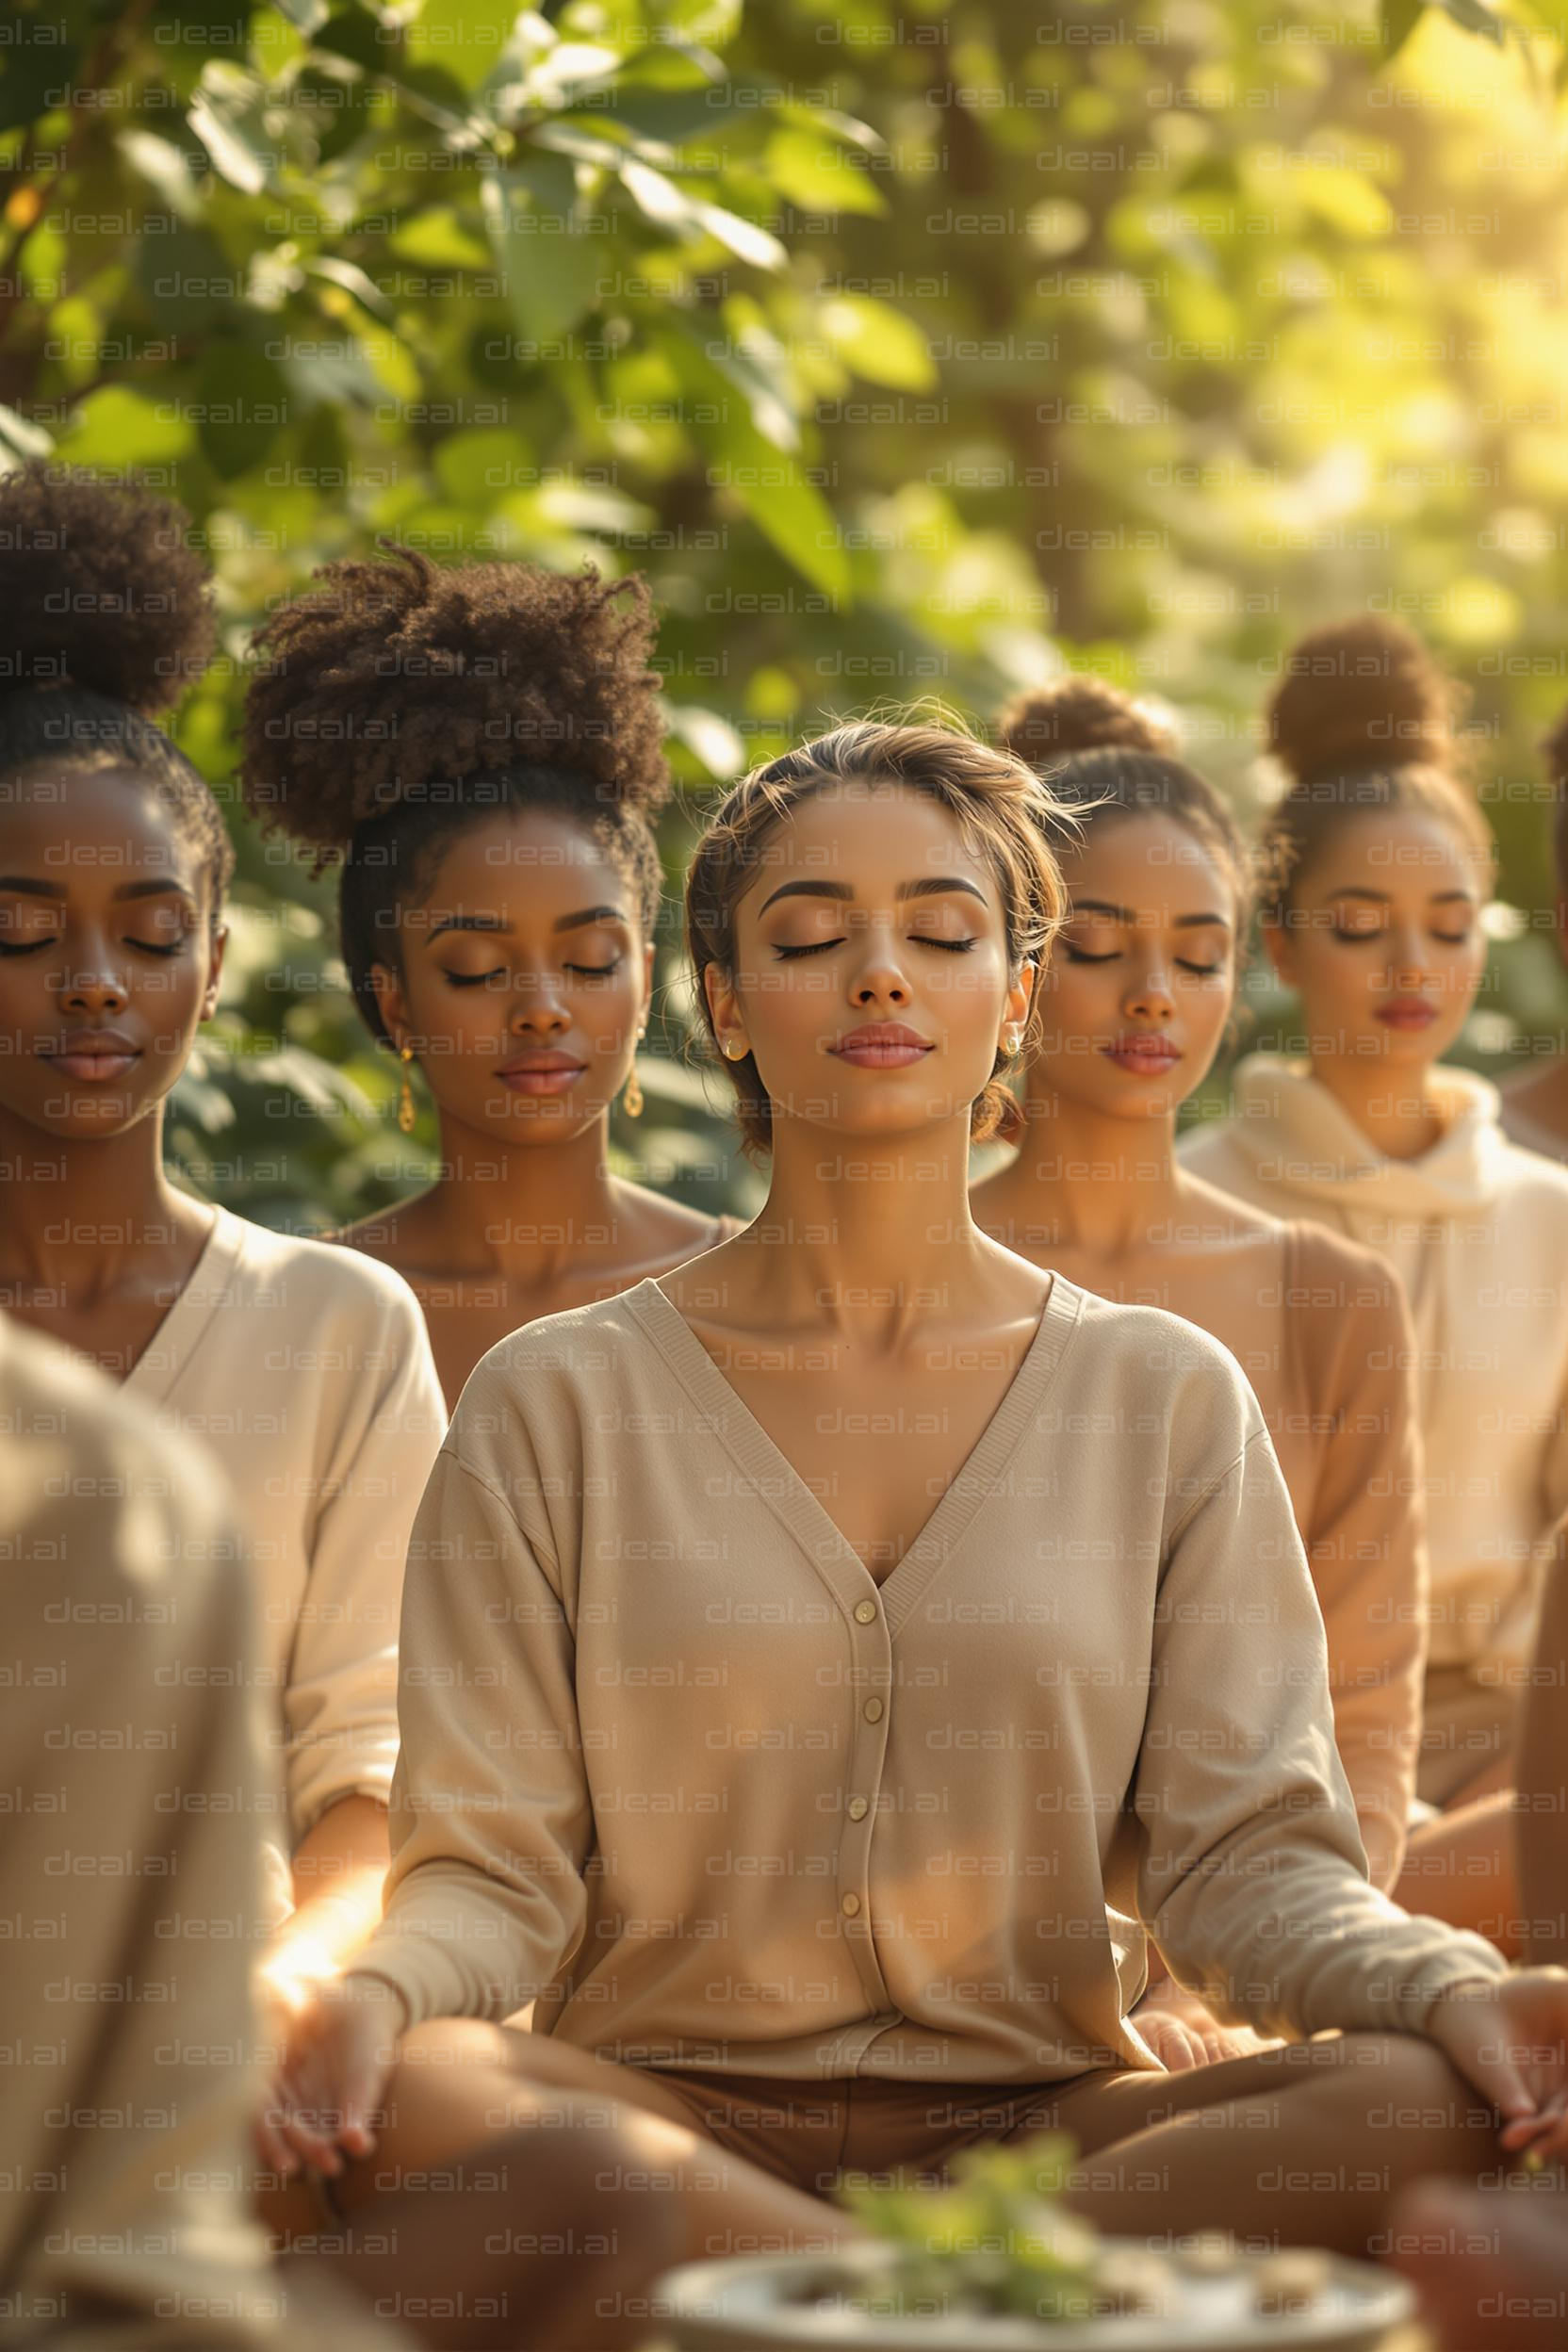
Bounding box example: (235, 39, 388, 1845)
(992, 2032, 1406, 2162)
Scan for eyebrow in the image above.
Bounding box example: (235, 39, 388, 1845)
(757, 877, 990, 915)
(426, 904, 629, 941)
(1324, 887, 1477, 907)
(1071, 896, 1233, 932)
(0, 875, 196, 905)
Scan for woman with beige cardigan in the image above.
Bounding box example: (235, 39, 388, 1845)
(270, 721, 1568, 2263)
(970, 678, 1431, 2060)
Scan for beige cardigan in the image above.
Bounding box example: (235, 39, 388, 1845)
(351, 1275, 1507, 2080)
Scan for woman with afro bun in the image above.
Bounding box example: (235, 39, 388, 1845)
(240, 544, 743, 1408)
(1184, 615, 1568, 1903)
(266, 715, 1568, 2264)
(0, 462, 445, 1991)
(972, 676, 1431, 2053)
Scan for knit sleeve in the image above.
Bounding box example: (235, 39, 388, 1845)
(346, 1446, 593, 2029)
(281, 1274, 448, 1841)
(1132, 1428, 1508, 2042)
(1287, 1227, 1429, 1889)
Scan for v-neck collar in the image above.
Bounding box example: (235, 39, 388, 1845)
(625, 1274, 1083, 1633)
(121, 1202, 248, 1404)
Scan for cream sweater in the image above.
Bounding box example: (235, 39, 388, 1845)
(1184, 1055, 1568, 1682)
(351, 1275, 1506, 2081)
(122, 1206, 447, 1852)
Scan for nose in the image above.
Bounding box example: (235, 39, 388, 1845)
(1384, 923, 1435, 987)
(60, 950, 129, 1017)
(508, 972, 571, 1034)
(847, 918, 911, 1008)
(1122, 951, 1176, 1023)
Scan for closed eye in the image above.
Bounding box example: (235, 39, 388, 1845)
(444, 968, 508, 988)
(773, 937, 978, 960)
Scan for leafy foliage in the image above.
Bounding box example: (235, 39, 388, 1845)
(4, 0, 1567, 1219)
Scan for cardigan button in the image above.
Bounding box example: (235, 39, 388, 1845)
(854, 1600, 877, 1625)
(863, 1696, 884, 1723)
(841, 1892, 861, 1918)
(847, 1796, 869, 1821)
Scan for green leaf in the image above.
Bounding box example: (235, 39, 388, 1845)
(482, 156, 608, 342)
(195, 339, 289, 479)
(763, 126, 885, 216)
(1431, 0, 1509, 40)
(55, 385, 192, 469)
(1380, 0, 1427, 55)
(188, 67, 275, 195)
(663, 313, 797, 450)
(818, 296, 937, 391)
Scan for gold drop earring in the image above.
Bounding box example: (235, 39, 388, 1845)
(397, 1042, 417, 1135)
(623, 1030, 645, 1119)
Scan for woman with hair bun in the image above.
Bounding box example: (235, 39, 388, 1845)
(0, 463, 446, 1980)
(241, 545, 743, 1409)
(1184, 616, 1568, 1886)
(266, 716, 1568, 2264)
(972, 676, 1430, 2058)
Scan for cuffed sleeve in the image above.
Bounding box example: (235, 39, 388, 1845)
(346, 1448, 593, 2030)
(1293, 1235, 1428, 1888)
(1135, 1431, 1509, 2043)
(281, 1283, 446, 1841)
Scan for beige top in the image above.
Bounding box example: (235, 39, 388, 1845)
(351, 1276, 1506, 2082)
(1069, 1219, 1427, 1889)
(122, 1206, 448, 1853)
(0, 1315, 287, 2341)
(1184, 1055, 1568, 1680)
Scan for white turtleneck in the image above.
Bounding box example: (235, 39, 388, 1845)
(1182, 1053, 1568, 1684)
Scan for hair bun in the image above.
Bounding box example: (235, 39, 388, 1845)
(1268, 615, 1464, 786)
(995, 676, 1174, 765)
(241, 542, 670, 856)
(0, 462, 215, 714)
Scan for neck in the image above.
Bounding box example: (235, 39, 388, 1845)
(416, 1108, 632, 1276)
(980, 1081, 1183, 1259)
(1304, 1051, 1447, 1161)
(0, 1108, 201, 1285)
(746, 1113, 1005, 1342)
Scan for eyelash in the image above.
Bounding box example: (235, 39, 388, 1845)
(773, 938, 978, 961)
(445, 959, 623, 988)
(1062, 944, 1224, 977)
(1328, 928, 1471, 948)
(0, 936, 181, 959)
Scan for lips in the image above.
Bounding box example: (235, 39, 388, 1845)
(41, 1032, 142, 1083)
(1375, 999, 1439, 1031)
(829, 1022, 935, 1069)
(493, 1049, 588, 1097)
(1101, 1033, 1183, 1075)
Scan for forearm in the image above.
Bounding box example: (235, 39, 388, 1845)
(262, 1794, 390, 2005)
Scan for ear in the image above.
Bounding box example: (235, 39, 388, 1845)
(703, 959, 747, 1062)
(199, 924, 228, 1023)
(369, 961, 411, 1051)
(1002, 959, 1037, 1048)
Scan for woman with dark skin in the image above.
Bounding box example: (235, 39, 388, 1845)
(0, 465, 446, 2004)
(268, 722, 1568, 2269)
(241, 546, 742, 1410)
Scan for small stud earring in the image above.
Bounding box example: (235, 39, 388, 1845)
(397, 1043, 416, 1134)
(1002, 1028, 1021, 1059)
(722, 1037, 744, 1061)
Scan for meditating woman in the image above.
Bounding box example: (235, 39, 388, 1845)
(241, 544, 743, 1410)
(1183, 617, 1568, 1934)
(0, 465, 446, 1979)
(970, 678, 1430, 2050)
(269, 718, 1568, 2263)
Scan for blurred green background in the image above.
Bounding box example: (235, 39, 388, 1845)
(5, 0, 1567, 1227)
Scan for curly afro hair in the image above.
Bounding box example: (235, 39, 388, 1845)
(994, 675, 1252, 942)
(996, 675, 1175, 764)
(1257, 615, 1493, 922)
(0, 461, 230, 906)
(240, 543, 673, 1043)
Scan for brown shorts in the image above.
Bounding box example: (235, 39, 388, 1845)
(625, 2044, 1348, 2200)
